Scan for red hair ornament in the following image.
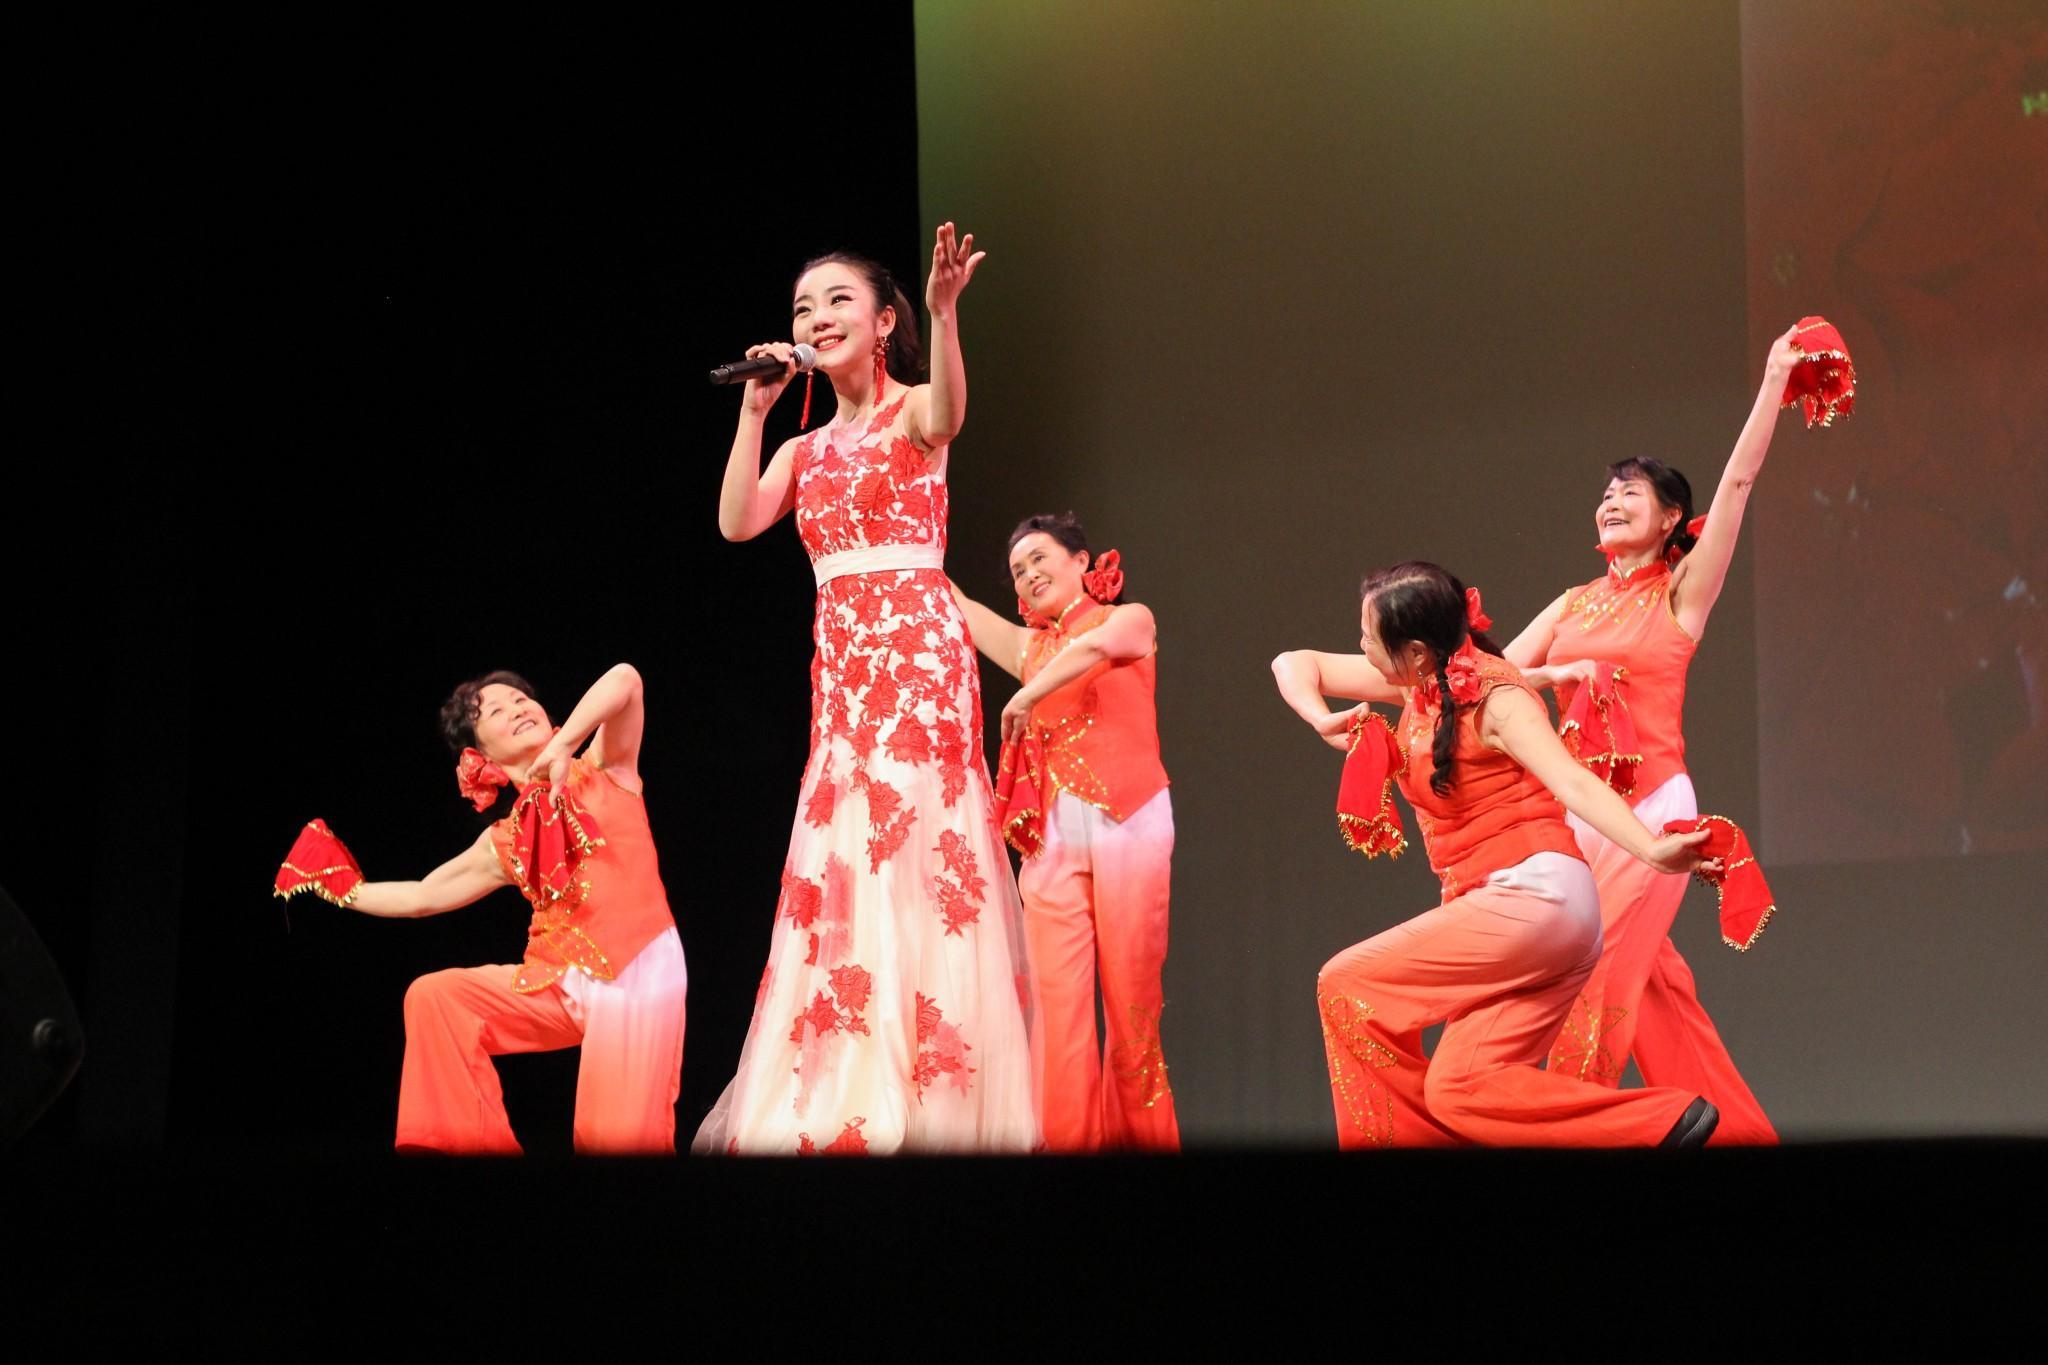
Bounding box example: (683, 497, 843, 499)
(456, 747, 511, 812)
(1082, 549, 1123, 604)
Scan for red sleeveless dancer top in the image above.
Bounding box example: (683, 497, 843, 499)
(1397, 653, 1585, 904)
(1543, 558, 1696, 798)
(1020, 599, 1170, 822)
(491, 758, 677, 994)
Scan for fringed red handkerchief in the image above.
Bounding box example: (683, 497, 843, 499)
(1782, 316, 1856, 429)
(995, 731, 1048, 859)
(1560, 664, 1643, 796)
(1663, 814, 1777, 951)
(504, 782, 606, 908)
(1335, 711, 1407, 860)
(274, 818, 364, 907)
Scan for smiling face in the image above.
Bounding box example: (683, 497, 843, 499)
(792, 262, 893, 380)
(1010, 530, 1090, 618)
(470, 682, 553, 765)
(1596, 475, 1682, 558)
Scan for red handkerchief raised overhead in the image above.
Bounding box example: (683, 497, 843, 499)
(995, 732, 1048, 860)
(1663, 814, 1777, 951)
(1782, 316, 1856, 429)
(274, 818, 364, 907)
(1560, 663, 1643, 797)
(1336, 711, 1407, 860)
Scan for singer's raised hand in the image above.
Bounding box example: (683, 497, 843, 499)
(741, 341, 800, 413)
(925, 222, 984, 319)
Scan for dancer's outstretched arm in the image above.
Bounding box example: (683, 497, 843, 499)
(1271, 649, 1403, 751)
(351, 831, 510, 919)
(1483, 684, 1708, 875)
(1672, 326, 1799, 639)
(950, 581, 1028, 681)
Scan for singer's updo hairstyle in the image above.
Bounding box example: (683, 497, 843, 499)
(1606, 456, 1699, 562)
(795, 251, 928, 384)
(1359, 562, 1501, 796)
(1006, 511, 1124, 604)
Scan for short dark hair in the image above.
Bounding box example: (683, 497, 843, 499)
(438, 670, 537, 754)
(1606, 457, 1697, 561)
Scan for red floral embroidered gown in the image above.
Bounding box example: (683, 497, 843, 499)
(693, 395, 1040, 1154)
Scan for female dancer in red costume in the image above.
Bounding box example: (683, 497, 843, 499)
(1501, 330, 1799, 1145)
(279, 665, 687, 1154)
(1273, 564, 1721, 1147)
(700, 225, 1038, 1154)
(953, 515, 1179, 1151)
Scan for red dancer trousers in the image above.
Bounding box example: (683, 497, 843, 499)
(395, 928, 687, 1155)
(1547, 775, 1777, 1146)
(1318, 853, 1696, 1147)
(1019, 791, 1180, 1151)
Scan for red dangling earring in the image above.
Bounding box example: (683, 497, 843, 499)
(874, 333, 890, 404)
(799, 371, 814, 428)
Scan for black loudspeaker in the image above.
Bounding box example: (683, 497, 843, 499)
(0, 880, 84, 1145)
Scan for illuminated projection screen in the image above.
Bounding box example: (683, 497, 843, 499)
(1744, 0, 2048, 863)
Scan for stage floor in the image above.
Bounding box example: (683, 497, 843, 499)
(8, 1141, 2035, 1345)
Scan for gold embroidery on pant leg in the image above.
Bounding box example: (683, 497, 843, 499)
(1318, 992, 1399, 1148)
(1547, 991, 1629, 1083)
(1110, 1003, 1171, 1110)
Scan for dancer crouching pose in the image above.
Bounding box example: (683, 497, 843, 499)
(279, 665, 686, 1154)
(1273, 564, 1719, 1147)
(954, 515, 1179, 1151)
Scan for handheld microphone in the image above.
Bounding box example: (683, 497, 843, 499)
(709, 344, 818, 385)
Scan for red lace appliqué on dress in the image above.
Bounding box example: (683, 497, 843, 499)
(911, 992, 977, 1101)
(930, 828, 987, 936)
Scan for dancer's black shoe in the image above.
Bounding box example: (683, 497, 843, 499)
(1660, 1097, 1719, 1149)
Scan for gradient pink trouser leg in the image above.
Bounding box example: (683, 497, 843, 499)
(395, 928, 687, 1154)
(1019, 791, 1180, 1152)
(1548, 775, 1776, 1146)
(1318, 853, 1697, 1148)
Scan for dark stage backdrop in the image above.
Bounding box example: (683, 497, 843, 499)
(9, 15, 929, 1153)
(915, 0, 2048, 1140)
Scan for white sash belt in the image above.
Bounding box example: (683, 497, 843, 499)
(811, 542, 945, 588)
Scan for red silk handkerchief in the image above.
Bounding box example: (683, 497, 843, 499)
(1782, 315, 1856, 429)
(274, 818, 364, 907)
(1336, 711, 1407, 860)
(1663, 814, 1777, 951)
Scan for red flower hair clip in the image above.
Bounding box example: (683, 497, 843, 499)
(1464, 586, 1492, 634)
(1082, 548, 1123, 604)
(1666, 514, 1709, 566)
(1419, 639, 1485, 709)
(456, 746, 510, 812)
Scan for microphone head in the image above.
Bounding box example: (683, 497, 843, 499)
(791, 343, 818, 373)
